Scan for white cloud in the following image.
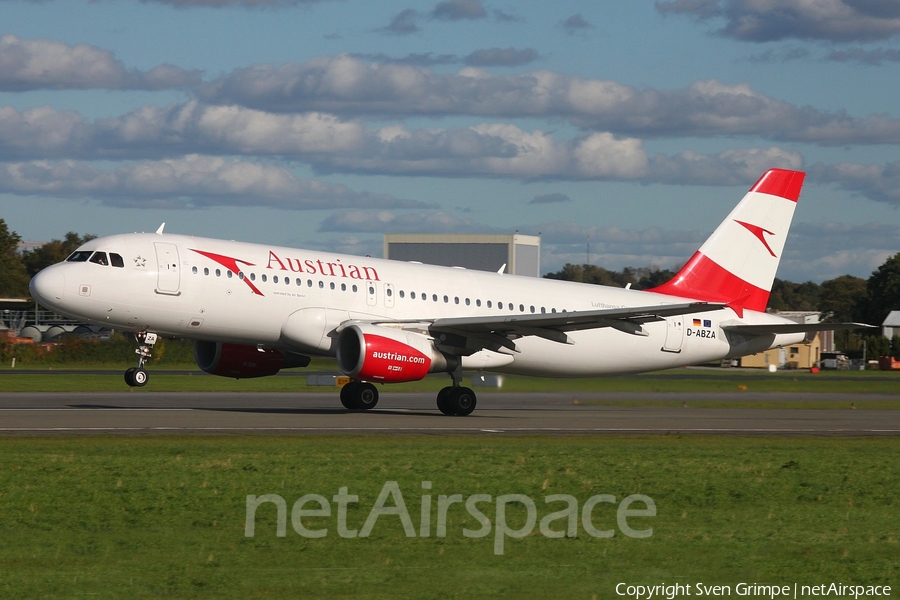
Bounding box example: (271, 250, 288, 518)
(657, 0, 900, 42)
(0, 35, 199, 91)
(0, 156, 428, 210)
(199, 54, 900, 145)
(573, 133, 649, 178)
(809, 160, 900, 205)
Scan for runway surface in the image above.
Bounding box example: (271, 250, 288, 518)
(1, 391, 899, 436)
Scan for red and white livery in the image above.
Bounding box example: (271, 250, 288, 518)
(29, 169, 864, 415)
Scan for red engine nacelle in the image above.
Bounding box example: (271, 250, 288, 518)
(336, 324, 453, 383)
(194, 341, 308, 379)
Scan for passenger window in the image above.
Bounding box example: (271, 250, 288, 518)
(89, 252, 109, 266)
(192, 266, 198, 275)
(399, 290, 405, 298)
(227, 270, 233, 279)
(498, 302, 503, 309)
(110, 253, 125, 268)
(273, 275, 278, 283)
(454, 297, 459, 304)
(204, 267, 210, 276)
(465, 298, 470, 306)
(443, 295, 449, 303)
(319, 281, 324, 289)
(519, 304, 524, 312)
(341, 283, 346, 291)
(432, 294, 438, 302)
(352, 284, 358, 293)
(66, 250, 92, 262)
(476, 299, 481, 307)
(530, 306, 535, 313)
(296, 278, 302, 286)
(261, 274, 267, 282)
(287, 278, 291, 286)
(307, 280, 313, 287)
(250, 273, 256, 281)
(216, 269, 221, 277)
(487, 300, 492, 308)
(386, 287, 392, 296)
(330, 282, 335, 290)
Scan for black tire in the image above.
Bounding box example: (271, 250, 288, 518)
(124, 367, 136, 387)
(436, 386, 455, 415)
(340, 382, 359, 409)
(448, 387, 477, 416)
(356, 383, 379, 410)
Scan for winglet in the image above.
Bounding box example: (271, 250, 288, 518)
(497, 263, 506, 275)
(156, 223, 166, 235)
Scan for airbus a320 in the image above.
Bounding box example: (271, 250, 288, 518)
(29, 169, 865, 415)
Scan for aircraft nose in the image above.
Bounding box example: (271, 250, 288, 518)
(30, 266, 65, 306)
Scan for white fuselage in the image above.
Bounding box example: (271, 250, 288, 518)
(32, 232, 805, 377)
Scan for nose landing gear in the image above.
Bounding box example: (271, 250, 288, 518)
(124, 331, 157, 387)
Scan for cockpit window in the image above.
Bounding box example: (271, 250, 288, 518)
(109, 253, 125, 268)
(66, 250, 93, 262)
(89, 252, 109, 266)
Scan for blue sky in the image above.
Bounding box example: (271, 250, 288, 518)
(2, 0, 899, 282)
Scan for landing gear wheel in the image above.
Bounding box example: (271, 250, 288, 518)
(356, 383, 379, 410)
(340, 382, 360, 409)
(437, 386, 454, 415)
(124, 367, 149, 387)
(340, 381, 379, 410)
(448, 387, 476, 416)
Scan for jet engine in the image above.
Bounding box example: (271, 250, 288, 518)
(194, 341, 309, 378)
(336, 324, 455, 383)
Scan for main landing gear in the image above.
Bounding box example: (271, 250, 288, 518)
(436, 386, 477, 416)
(436, 366, 477, 416)
(340, 381, 379, 410)
(124, 331, 157, 388)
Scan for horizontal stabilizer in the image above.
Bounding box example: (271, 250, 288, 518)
(722, 322, 874, 335)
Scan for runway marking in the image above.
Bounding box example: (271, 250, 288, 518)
(2, 427, 899, 433)
(0, 408, 194, 411)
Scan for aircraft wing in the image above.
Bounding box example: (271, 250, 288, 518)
(367, 302, 726, 353)
(721, 322, 875, 335)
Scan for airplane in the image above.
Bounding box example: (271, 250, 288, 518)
(28, 168, 868, 416)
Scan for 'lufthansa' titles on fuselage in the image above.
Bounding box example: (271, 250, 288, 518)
(266, 251, 380, 281)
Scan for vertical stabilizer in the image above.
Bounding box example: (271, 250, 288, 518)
(648, 169, 805, 315)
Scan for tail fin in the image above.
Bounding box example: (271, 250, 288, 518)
(648, 168, 805, 315)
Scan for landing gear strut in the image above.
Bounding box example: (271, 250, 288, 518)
(436, 365, 477, 416)
(124, 331, 157, 388)
(340, 381, 379, 410)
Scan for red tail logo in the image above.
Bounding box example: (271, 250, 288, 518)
(734, 220, 777, 257)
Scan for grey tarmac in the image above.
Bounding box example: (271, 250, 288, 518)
(1, 391, 898, 436)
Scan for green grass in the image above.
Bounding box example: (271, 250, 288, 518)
(1, 367, 898, 395)
(0, 436, 897, 598)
